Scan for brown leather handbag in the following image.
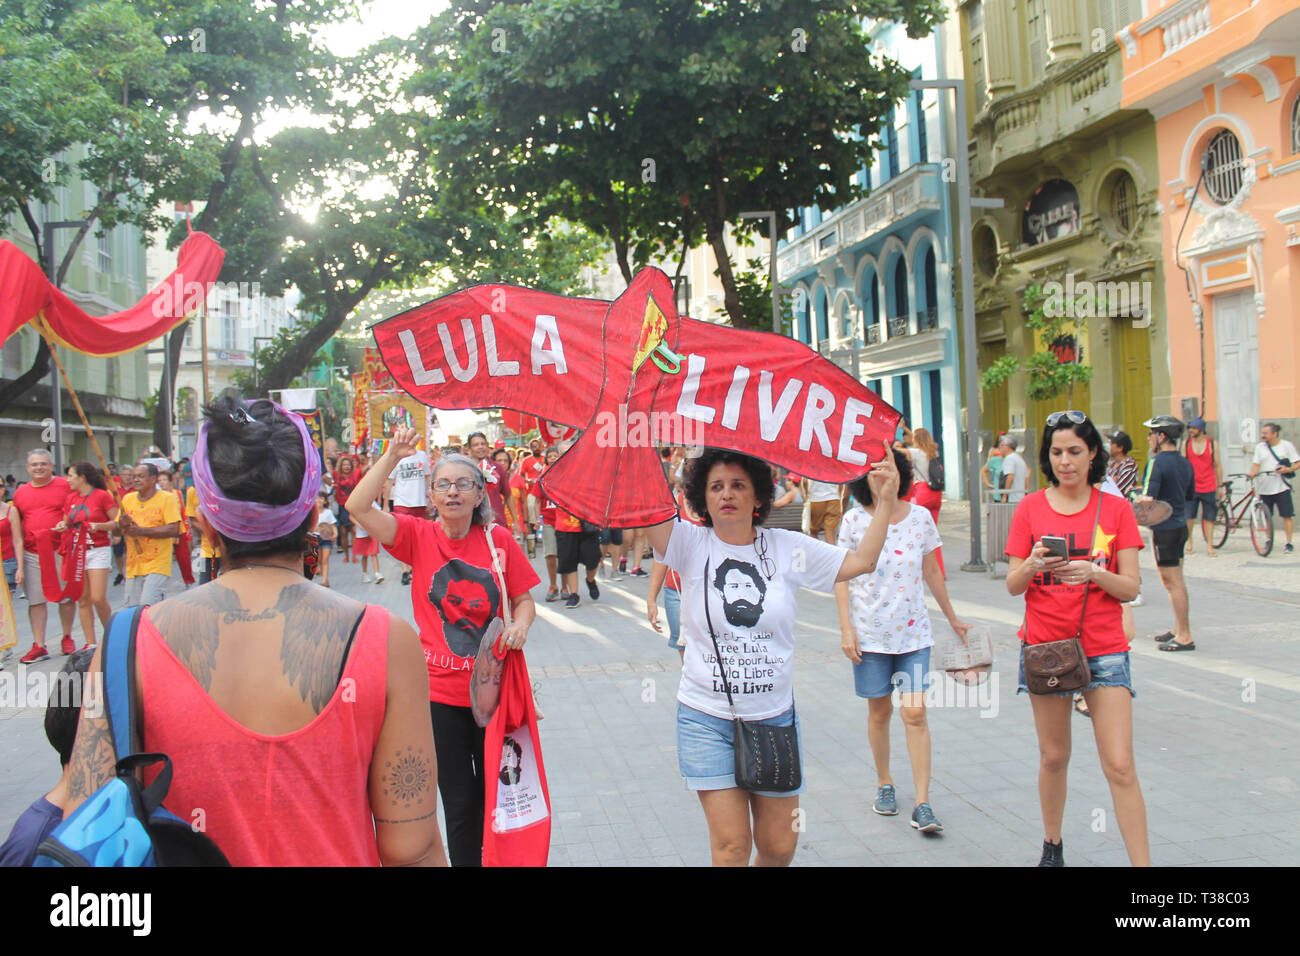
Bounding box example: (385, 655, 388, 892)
(1022, 491, 1103, 695)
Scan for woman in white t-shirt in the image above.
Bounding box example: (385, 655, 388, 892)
(834, 447, 969, 834)
(647, 444, 900, 867)
(314, 491, 337, 588)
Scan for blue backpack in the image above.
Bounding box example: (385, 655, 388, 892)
(35, 606, 230, 867)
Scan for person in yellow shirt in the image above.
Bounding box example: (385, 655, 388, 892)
(186, 484, 221, 583)
(118, 463, 180, 608)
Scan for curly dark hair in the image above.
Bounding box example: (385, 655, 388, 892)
(682, 449, 775, 527)
(1040, 415, 1109, 486)
(846, 447, 912, 508)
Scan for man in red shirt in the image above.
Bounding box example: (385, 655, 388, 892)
(12, 449, 75, 663)
(467, 432, 509, 526)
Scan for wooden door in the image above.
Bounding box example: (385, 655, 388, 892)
(1212, 289, 1260, 476)
(1117, 318, 1153, 477)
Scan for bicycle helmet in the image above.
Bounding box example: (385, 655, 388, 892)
(1143, 414, 1184, 442)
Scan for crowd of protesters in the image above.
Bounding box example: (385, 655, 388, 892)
(6, 393, 1295, 872)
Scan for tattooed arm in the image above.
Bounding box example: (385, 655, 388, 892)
(369, 612, 447, 867)
(63, 643, 119, 814)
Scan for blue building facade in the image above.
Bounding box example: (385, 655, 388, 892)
(778, 22, 963, 495)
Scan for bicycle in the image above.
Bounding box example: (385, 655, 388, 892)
(1212, 473, 1273, 557)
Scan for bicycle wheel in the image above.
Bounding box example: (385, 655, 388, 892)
(1251, 501, 1274, 557)
(1212, 500, 1230, 548)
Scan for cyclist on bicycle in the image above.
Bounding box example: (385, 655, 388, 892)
(1138, 415, 1196, 651)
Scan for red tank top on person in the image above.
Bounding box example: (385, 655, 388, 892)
(138, 604, 389, 866)
(1186, 437, 1217, 493)
(0, 505, 13, 562)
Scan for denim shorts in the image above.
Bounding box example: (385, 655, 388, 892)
(1017, 647, 1136, 697)
(2, 556, 15, 588)
(852, 646, 934, 699)
(676, 700, 804, 797)
(663, 586, 682, 649)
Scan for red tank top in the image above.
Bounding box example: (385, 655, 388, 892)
(139, 604, 389, 866)
(1186, 437, 1216, 493)
(0, 504, 12, 562)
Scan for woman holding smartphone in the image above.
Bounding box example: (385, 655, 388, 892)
(1005, 410, 1149, 866)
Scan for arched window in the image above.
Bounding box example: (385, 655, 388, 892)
(892, 258, 908, 320)
(1106, 169, 1138, 237)
(1204, 129, 1245, 204)
(1291, 93, 1300, 156)
(815, 289, 830, 344)
(862, 273, 881, 343)
(922, 247, 938, 330)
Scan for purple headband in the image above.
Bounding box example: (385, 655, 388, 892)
(192, 401, 322, 543)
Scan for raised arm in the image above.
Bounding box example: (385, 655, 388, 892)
(347, 429, 418, 547)
(836, 442, 899, 582)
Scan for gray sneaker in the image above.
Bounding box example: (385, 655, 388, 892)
(910, 803, 943, 832)
(872, 784, 898, 816)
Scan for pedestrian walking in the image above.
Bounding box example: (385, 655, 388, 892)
(332, 456, 362, 562)
(803, 477, 847, 544)
(391, 445, 431, 586)
(1138, 415, 1197, 650)
(1106, 431, 1139, 498)
(999, 435, 1030, 502)
(61, 395, 447, 866)
(982, 434, 1008, 502)
(467, 432, 509, 525)
(315, 491, 336, 587)
(834, 446, 969, 833)
(1247, 422, 1298, 553)
(54, 462, 118, 650)
(538, 448, 564, 602)
(2, 486, 23, 597)
(555, 507, 601, 607)
(645, 443, 900, 867)
(157, 469, 196, 586)
(1182, 418, 1222, 556)
(1005, 410, 1148, 866)
(352, 483, 385, 584)
(346, 429, 538, 866)
(118, 462, 181, 609)
(13, 449, 76, 663)
(906, 427, 945, 577)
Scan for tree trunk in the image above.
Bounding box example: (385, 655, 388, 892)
(151, 324, 188, 453)
(0, 338, 52, 413)
(706, 220, 743, 327)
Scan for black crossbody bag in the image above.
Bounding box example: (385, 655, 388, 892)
(1265, 442, 1293, 486)
(702, 558, 801, 793)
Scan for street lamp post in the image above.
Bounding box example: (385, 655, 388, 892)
(43, 221, 84, 472)
(909, 78, 1003, 572)
(738, 211, 781, 333)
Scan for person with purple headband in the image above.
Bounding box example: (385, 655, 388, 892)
(63, 394, 448, 867)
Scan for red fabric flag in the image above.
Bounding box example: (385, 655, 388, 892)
(371, 267, 901, 527)
(0, 231, 225, 354)
(482, 647, 551, 867)
(37, 526, 87, 604)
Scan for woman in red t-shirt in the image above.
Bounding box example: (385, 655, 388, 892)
(332, 456, 362, 562)
(54, 462, 119, 649)
(346, 426, 539, 867)
(1005, 411, 1147, 867)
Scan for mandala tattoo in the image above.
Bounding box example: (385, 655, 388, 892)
(383, 746, 430, 808)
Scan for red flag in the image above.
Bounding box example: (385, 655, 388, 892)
(482, 647, 551, 867)
(0, 232, 225, 354)
(37, 526, 87, 604)
(371, 268, 900, 527)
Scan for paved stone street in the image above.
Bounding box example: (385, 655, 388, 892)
(2, 502, 1296, 866)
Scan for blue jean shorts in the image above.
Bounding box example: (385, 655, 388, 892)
(852, 646, 933, 699)
(1017, 648, 1136, 697)
(676, 700, 804, 797)
(663, 586, 682, 649)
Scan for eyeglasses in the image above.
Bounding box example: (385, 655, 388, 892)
(754, 532, 776, 581)
(433, 478, 478, 492)
(1046, 410, 1088, 427)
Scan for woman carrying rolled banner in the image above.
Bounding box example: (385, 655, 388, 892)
(834, 446, 970, 834)
(53, 462, 118, 650)
(1005, 410, 1149, 867)
(646, 442, 899, 867)
(348, 426, 539, 867)
(64, 395, 446, 866)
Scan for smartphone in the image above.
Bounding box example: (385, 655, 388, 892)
(1040, 535, 1069, 560)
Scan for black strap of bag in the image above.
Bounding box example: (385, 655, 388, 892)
(702, 557, 801, 792)
(1021, 489, 1104, 694)
(1265, 441, 1293, 485)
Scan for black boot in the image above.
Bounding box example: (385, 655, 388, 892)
(1037, 839, 1065, 867)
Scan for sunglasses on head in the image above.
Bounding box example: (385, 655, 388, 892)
(1046, 410, 1088, 427)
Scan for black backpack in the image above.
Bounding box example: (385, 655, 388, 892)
(927, 456, 945, 492)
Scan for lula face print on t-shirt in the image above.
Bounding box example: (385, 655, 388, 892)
(428, 560, 501, 657)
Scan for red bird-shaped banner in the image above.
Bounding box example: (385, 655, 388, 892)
(372, 267, 900, 528)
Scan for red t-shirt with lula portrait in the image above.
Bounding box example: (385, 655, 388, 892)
(14, 477, 71, 553)
(384, 515, 540, 707)
(1005, 487, 1144, 657)
(64, 489, 117, 548)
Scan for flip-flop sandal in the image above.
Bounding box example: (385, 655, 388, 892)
(1073, 693, 1092, 719)
(1158, 640, 1196, 651)
(1152, 631, 1175, 643)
